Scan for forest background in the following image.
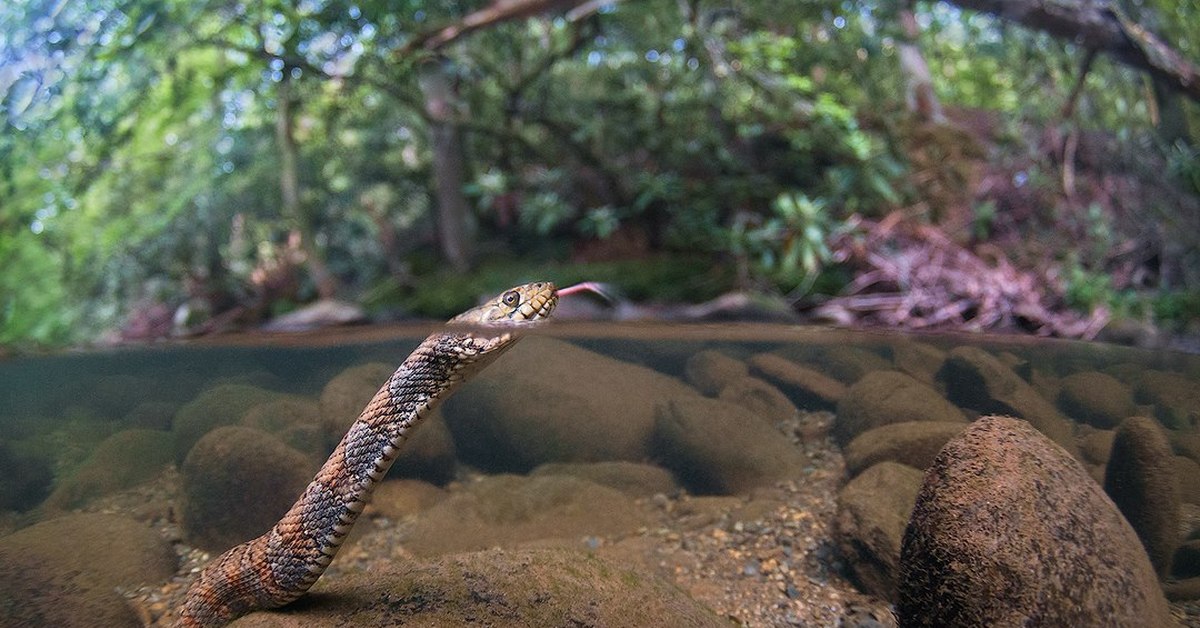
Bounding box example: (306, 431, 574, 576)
(2, 0, 1198, 349)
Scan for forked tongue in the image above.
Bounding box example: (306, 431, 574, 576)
(557, 282, 617, 303)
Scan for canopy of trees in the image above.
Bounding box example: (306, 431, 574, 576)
(2, 0, 1198, 347)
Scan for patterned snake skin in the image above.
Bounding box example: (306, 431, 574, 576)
(174, 282, 558, 627)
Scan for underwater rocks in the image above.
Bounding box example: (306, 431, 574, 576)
(717, 375, 801, 426)
(43, 428, 172, 512)
(180, 425, 317, 552)
(937, 346, 1077, 453)
(442, 337, 699, 472)
(397, 474, 650, 557)
(842, 421, 968, 478)
(684, 349, 749, 396)
(834, 461, 925, 601)
(229, 547, 726, 628)
(0, 440, 53, 512)
(1135, 371, 1200, 430)
(653, 396, 807, 495)
(0, 512, 175, 627)
(1057, 371, 1138, 429)
(1104, 416, 1181, 578)
(529, 460, 678, 498)
(834, 371, 966, 447)
(171, 383, 285, 463)
(746, 353, 847, 409)
(898, 416, 1174, 627)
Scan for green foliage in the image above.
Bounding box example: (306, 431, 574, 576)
(1, 0, 1197, 347)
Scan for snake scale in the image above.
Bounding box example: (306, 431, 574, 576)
(175, 282, 564, 627)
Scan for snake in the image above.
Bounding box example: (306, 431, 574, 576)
(174, 281, 579, 627)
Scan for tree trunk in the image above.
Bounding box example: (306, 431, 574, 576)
(419, 57, 473, 272)
(898, 3, 944, 123)
(275, 74, 339, 299)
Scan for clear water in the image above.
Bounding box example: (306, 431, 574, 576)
(1, 323, 1197, 625)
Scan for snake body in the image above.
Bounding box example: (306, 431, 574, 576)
(175, 282, 558, 627)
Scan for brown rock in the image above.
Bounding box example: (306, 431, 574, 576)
(443, 338, 700, 472)
(1136, 370, 1200, 430)
(43, 429, 172, 511)
(717, 375, 799, 425)
(843, 421, 968, 477)
(684, 350, 749, 396)
(530, 461, 678, 498)
(834, 371, 966, 447)
(899, 416, 1175, 627)
(231, 548, 725, 627)
(747, 353, 847, 409)
(1176, 456, 1200, 505)
(181, 426, 318, 552)
(172, 384, 285, 463)
(1104, 416, 1181, 577)
(1057, 371, 1137, 429)
(1079, 429, 1115, 466)
(889, 339, 947, 386)
(814, 346, 893, 384)
(835, 461, 925, 601)
(653, 396, 807, 495)
(399, 474, 649, 557)
(366, 479, 448, 520)
(0, 513, 176, 627)
(937, 346, 1077, 454)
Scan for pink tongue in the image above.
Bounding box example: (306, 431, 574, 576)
(556, 282, 607, 297)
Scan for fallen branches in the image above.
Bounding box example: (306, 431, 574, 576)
(813, 215, 1109, 338)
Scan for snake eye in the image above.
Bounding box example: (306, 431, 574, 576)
(501, 290, 520, 307)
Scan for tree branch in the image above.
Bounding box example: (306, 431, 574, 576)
(946, 0, 1200, 102)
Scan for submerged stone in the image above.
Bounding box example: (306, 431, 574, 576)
(899, 416, 1174, 627)
(834, 370, 966, 447)
(1104, 416, 1181, 578)
(230, 547, 725, 627)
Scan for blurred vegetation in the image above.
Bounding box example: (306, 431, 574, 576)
(1, 0, 1198, 348)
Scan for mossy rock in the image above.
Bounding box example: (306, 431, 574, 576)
(230, 547, 725, 627)
(1104, 416, 1181, 578)
(43, 429, 172, 511)
(0, 513, 176, 627)
(180, 426, 317, 552)
(173, 384, 285, 463)
(834, 371, 966, 447)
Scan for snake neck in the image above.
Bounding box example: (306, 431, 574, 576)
(175, 331, 507, 627)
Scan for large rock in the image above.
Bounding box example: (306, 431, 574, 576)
(1176, 456, 1200, 505)
(43, 428, 172, 511)
(843, 421, 968, 477)
(1135, 371, 1200, 430)
(0, 440, 53, 511)
(717, 375, 799, 425)
(937, 346, 1077, 453)
(231, 548, 725, 627)
(653, 396, 807, 495)
(684, 350, 749, 396)
(747, 353, 846, 409)
(834, 371, 966, 447)
(0, 513, 176, 627)
(529, 461, 678, 498)
(319, 362, 457, 484)
(835, 461, 925, 601)
(398, 474, 650, 557)
(812, 346, 893, 384)
(1057, 371, 1137, 429)
(180, 426, 318, 552)
(889, 339, 947, 387)
(1104, 416, 1181, 578)
(442, 338, 699, 472)
(899, 416, 1175, 627)
(172, 384, 285, 463)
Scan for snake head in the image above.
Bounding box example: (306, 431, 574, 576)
(446, 281, 558, 355)
(450, 281, 558, 327)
